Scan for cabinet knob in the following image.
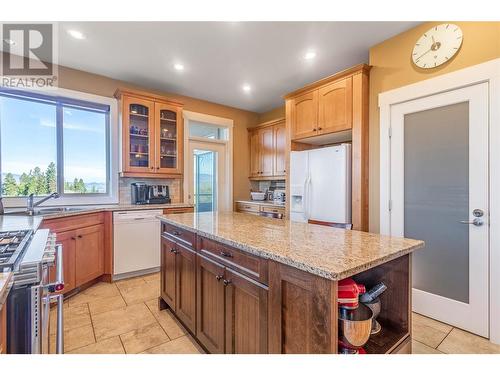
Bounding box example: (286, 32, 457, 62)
(223, 279, 231, 286)
(215, 275, 223, 281)
(77, 235, 82, 239)
(313, 128, 317, 131)
(71, 237, 76, 240)
(318, 127, 322, 131)
(170, 248, 178, 254)
(156, 167, 160, 170)
(173, 231, 181, 236)
(220, 251, 233, 258)
(150, 166, 154, 170)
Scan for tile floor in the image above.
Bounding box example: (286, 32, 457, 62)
(50, 272, 204, 354)
(51, 272, 500, 354)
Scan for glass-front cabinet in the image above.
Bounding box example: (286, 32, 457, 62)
(155, 102, 183, 174)
(117, 90, 183, 177)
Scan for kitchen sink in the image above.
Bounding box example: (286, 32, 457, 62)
(3, 207, 86, 216)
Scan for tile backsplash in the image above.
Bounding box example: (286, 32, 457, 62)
(119, 177, 182, 204)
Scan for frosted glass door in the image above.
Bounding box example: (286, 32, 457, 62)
(389, 83, 489, 337)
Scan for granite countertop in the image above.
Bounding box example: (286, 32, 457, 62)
(0, 272, 13, 308)
(235, 200, 286, 208)
(3, 202, 194, 220)
(157, 211, 424, 281)
(0, 215, 43, 232)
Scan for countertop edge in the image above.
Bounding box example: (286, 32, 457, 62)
(157, 215, 424, 281)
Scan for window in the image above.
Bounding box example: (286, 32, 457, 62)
(189, 120, 229, 141)
(0, 89, 111, 199)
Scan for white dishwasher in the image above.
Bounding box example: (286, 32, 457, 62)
(113, 209, 163, 278)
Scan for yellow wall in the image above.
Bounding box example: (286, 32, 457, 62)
(8, 60, 259, 202)
(368, 21, 500, 232)
(257, 106, 285, 124)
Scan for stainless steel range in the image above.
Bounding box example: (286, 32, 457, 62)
(0, 229, 64, 354)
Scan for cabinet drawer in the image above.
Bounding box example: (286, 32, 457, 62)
(197, 237, 268, 285)
(42, 212, 104, 233)
(163, 207, 194, 215)
(162, 223, 195, 248)
(235, 202, 259, 213)
(259, 206, 285, 215)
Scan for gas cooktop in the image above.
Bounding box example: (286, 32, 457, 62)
(0, 229, 33, 269)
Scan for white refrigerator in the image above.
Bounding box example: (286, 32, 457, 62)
(289, 144, 351, 223)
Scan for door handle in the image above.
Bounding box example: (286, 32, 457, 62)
(459, 218, 483, 226)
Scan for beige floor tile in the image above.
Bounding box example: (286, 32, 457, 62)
(412, 339, 443, 354)
(145, 298, 186, 339)
(92, 303, 156, 341)
(67, 282, 121, 306)
(438, 328, 500, 354)
(66, 336, 125, 354)
(119, 282, 160, 305)
(50, 303, 91, 334)
(143, 272, 160, 284)
(50, 324, 95, 353)
(141, 335, 203, 354)
(412, 313, 452, 348)
(115, 276, 147, 290)
(88, 294, 127, 316)
(120, 322, 170, 354)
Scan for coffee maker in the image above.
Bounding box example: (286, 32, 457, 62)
(131, 182, 171, 205)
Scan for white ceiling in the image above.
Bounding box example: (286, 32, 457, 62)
(57, 22, 419, 113)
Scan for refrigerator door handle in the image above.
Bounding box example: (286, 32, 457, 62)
(304, 176, 311, 220)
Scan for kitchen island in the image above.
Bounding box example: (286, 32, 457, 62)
(157, 211, 424, 354)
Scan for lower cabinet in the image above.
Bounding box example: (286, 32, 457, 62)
(161, 234, 269, 354)
(224, 268, 268, 354)
(160, 235, 197, 333)
(196, 253, 268, 354)
(45, 217, 105, 294)
(196, 253, 226, 353)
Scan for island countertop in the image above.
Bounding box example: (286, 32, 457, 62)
(158, 211, 424, 281)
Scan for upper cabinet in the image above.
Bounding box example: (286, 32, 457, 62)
(115, 89, 184, 178)
(248, 118, 286, 180)
(287, 72, 357, 141)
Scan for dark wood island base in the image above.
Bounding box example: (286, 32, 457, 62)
(158, 216, 418, 354)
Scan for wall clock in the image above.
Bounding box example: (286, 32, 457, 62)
(412, 24, 463, 69)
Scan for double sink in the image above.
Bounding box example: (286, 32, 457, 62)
(4, 207, 86, 216)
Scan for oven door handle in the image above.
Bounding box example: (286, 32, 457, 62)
(49, 294, 64, 354)
(49, 243, 64, 354)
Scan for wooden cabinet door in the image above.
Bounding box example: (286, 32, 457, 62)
(161, 236, 177, 310)
(49, 230, 76, 294)
(74, 224, 104, 286)
(318, 77, 352, 134)
(249, 130, 261, 177)
(196, 253, 225, 353)
(273, 122, 286, 176)
(175, 243, 196, 332)
(155, 102, 183, 175)
(122, 95, 155, 174)
(290, 90, 318, 140)
(259, 127, 274, 177)
(224, 268, 268, 354)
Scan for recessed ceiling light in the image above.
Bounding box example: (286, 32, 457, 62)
(242, 84, 251, 93)
(304, 51, 317, 60)
(173, 63, 184, 71)
(68, 30, 85, 40)
(3, 39, 16, 46)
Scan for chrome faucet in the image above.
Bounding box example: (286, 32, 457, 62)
(27, 192, 60, 215)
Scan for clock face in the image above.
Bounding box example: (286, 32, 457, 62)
(412, 24, 463, 69)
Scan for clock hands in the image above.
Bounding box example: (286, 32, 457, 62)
(415, 47, 432, 61)
(416, 35, 442, 62)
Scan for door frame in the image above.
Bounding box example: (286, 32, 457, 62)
(183, 110, 233, 211)
(379, 58, 500, 343)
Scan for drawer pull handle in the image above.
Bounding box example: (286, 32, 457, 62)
(215, 275, 223, 281)
(223, 279, 231, 286)
(220, 251, 233, 258)
(172, 231, 181, 236)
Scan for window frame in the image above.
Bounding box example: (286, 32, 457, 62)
(0, 87, 119, 207)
